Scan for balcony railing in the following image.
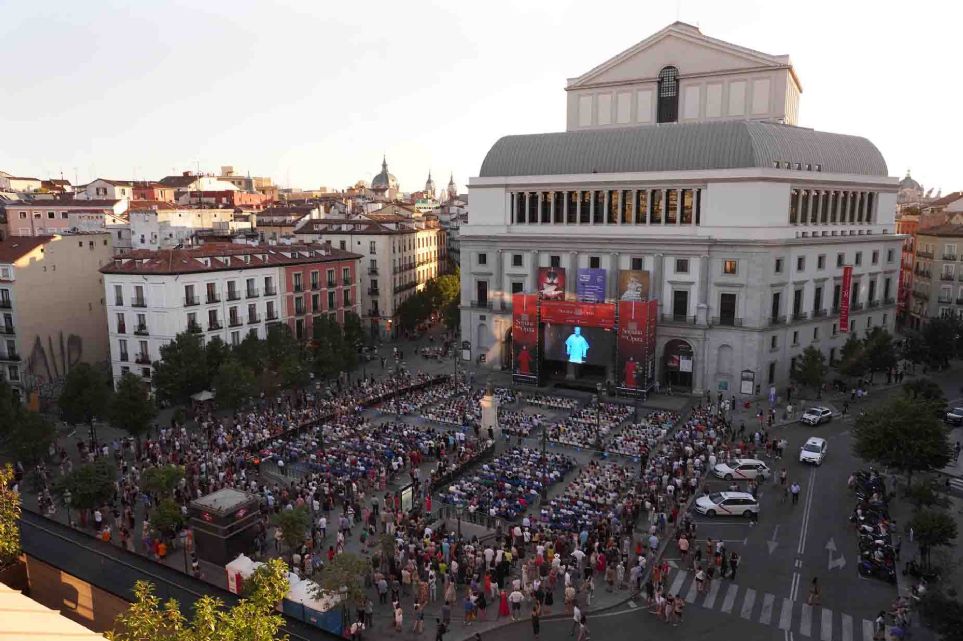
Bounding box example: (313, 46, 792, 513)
(343, 278, 352, 286)
(226, 291, 241, 302)
(663, 313, 697, 325)
(868, 299, 880, 308)
(208, 321, 222, 330)
(940, 274, 955, 281)
(206, 293, 220, 304)
(368, 288, 380, 296)
(294, 307, 306, 316)
(368, 309, 381, 318)
(0, 300, 11, 310)
(132, 298, 147, 308)
(711, 316, 743, 327)
(0, 352, 20, 362)
(0, 325, 14, 336)
(944, 254, 958, 261)
(187, 322, 202, 334)
(135, 354, 151, 365)
(917, 251, 934, 259)
(768, 315, 787, 326)
(293, 284, 304, 293)
(326, 280, 336, 288)
(248, 314, 260, 324)
(134, 325, 149, 336)
(470, 300, 493, 310)
(311, 281, 320, 291)
(117, 325, 127, 335)
(395, 282, 417, 294)
(264, 286, 277, 296)
(266, 311, 278, 321)
(938, 296, 953, 304)
(791, 311, 809, 322)
(812, 309, 828, 318)
(246, 288, 259, 298)
(956, 298, 963, 306)
(368, 267, 379, 275)
(184, 296, 199, 306)
(228, 317, 243, 327)
(850, 302, 864, 311)
(119, 353, 129, 363)
(114, 299, 124, 307)
(885, 297, 896, 305)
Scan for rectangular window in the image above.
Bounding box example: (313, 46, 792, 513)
(342, 267, 351, 285)
(327, 269, 335, 287)
(327, 291, 335, 309)
(817, 255, 825, 270)
(855, 252, 862, 266)
(872, 250, 879, 265)
(114, 284, 123, 306)
(775, 258, 784, 273)
(589, 256, 601, 269)
(675, 258, 689, 274)
(813, 287, 823, 313)
(550, 255, 561, 268)
(770, 335, 777, 349)
(513, 254, 523, 267)
(369, 241, 376, 255)
(883, 278, 892, 301)
(310, 271, 319, 289)
(476, 281, 489, 307)
(837, 253, 845, 267)
(887, 249, 895, 263)
(793, 289, 803, 319)
(719, 293, 737, 326)
(767, 362, 776, 385)
(665, 190, 678, 224)
(792, 330, 799, 346)
(813, 327, 819, 341)
(797, 256, 805, 271)
(833, 284, 841, 311)
(511, 282, 524, 294)
(293, 272, 303, 292)
(478, 253, 487, 266)
(672, 290, 688, 320)
(343, 289, 350, 306)
(771, 291, 781, 321)
(631, 257, 644, 271)
(723, 260, 737, 275)
(650, 190, 662, 224)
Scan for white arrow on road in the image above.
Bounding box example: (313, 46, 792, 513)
(826, 537, 846, 571)
(767, 524, 780, 554)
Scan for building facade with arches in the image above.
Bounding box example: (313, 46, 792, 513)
(460, 22, 903, 396)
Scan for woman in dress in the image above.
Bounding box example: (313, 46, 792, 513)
(531, 602, 541, 638)
(498, 589, 511, 618)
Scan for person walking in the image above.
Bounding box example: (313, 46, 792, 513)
(531, 602, 542, 638)
(728, 552, 740, 581)
(790, 482, 801, 505)
(435, 618, 447, 641)
(576, 616, 590, 641)
(807, 577, 820, 605)
(393, 602, 404, 633)
(873, 611, 886, 641)
(412, 603, 425, 635)
(570, 604, 582, 637)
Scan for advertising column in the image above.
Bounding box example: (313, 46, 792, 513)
(512, 293, 539, 385)
(617, 299, 657, 394)
(840, 265, 853, 333)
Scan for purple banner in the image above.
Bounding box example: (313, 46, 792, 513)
(576, 268, 607, 303)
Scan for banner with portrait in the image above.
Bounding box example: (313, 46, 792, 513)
(616, 299, 658, 394)
(536, 267, 566, 301)
(512, 293, 539, 384)
(617, 270, 651, 301)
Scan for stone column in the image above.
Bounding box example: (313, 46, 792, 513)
(609, 252, 620, 300)
(696, 255, 710, 325)
(652, 254, 665, 317)
(677, 189, 684, 225)
(568, 252, 578, 298)
(494, 250, 503, 310)
(530, 250, 539, 292)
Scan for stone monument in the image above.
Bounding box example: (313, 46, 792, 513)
(479, 381, 499, 438)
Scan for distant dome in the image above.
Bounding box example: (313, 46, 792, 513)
(424, 171, 437, 196)
(371, 157, 398, 193)
(899, 170, 921, 192)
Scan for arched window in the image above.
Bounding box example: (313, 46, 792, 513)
(657, 66, 679, 123)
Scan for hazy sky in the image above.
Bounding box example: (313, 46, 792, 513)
(0, 0, 958, 194)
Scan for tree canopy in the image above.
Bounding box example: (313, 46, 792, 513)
(0, 464, 21, 566)
(791, 346, 828, 391)
(911, 509, 958, 567)
(152, 332, 209, 404)
(395, 271, 459, 331)
(213, 357, 256, 410)
(58, 362, 111, 426)
(837, 334, 868, 378)
(272, 506, 310, 554)
(54, 460, 116, 511)
(853, 395, 952, 488)
(863, 327, 897, 376)
(108, 558, 290, 641)
(109, 373, 157, 441)
(141, 465, 184, 498)
(314, 552, 370, 607)
(6, 410, 56, 465)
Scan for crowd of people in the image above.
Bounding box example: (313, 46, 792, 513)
(606, 411, 680, 458)
(382, 381, 471, 415)
(524, 394, 579, 411)
(546, 403, 632, 449)
(442, 447, 574, 521)
(497, 410, 545, 438)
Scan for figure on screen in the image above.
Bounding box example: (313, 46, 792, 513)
(624, 356, 637, 388)
(564, 326, 590, 364)
(517, 345, 532, 375)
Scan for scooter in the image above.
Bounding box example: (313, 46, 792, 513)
(858, 557, 897, 583)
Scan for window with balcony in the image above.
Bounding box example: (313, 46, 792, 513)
(264, 276, 276, 296)
(718, 293, 737, 326)
(118, 339, 128, 362)
(266, 301, 277, 320)
(327, 269, 336, 287)
(813, 287, 823, 316)
(476, 281, 489, 308)
(295, 297, 306, 316)
(247, 303, 258, 324)
(369, 241, 377, 255)
(327, 291, 335, 309)
(246, 278, 258, 298)
(771, 291, 782, 323)
(208, 309, 221, 330)
(343, 290, 351, 306)
(135, 313, 148, 335)
(231, 331, 240, 346)
(293, 272, 303, 293)
(114, 284, 124, 306)
(312, 293, 320, 312)
(227, 281, 240, 301)
(672, 290, 688, 320)
(184, 284, 198, 306)
(205, 282, 218, 304)
(229, 307, 241, 326)
(133, 285, 146, 307)
(116, 312, 126, 334)
(792, 289, 804, 320)
(310, 271, 320, 290)
(342, 267, 351, 285)
(187, 312, 200, 333)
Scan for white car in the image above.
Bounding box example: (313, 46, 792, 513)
(800, 406, 833, 426)
(945, 407, 963, 426)
(799, 436, 828, 465)
(713, 458, 771, 481)
(695, 491, 759, 518)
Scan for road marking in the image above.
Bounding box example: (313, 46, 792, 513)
(721, 584, 738, 614)
(862, 619, 874, 641)
(740, 588, 756, 620)
(841, 613, 853, 641)
(798, 465, 818, 555)
(759, 592, 775, 626)
(800, 603, 813, 637)
(685, 576, 700, 603)
(821, 608, 833, 641)
(627, 600, 637, 609)
(703, 579, 721, 608)
(668, 570, 688, 596)
(779, 598, 794, 630)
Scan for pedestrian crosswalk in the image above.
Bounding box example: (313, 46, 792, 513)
(657, 569, 879, 641)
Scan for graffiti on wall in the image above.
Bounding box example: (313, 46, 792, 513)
(24, 332, 84, 399)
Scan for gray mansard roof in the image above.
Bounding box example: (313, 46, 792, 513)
(479, 120, 888, 178)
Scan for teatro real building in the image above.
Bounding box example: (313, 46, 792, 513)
(460, 22, 903, 397)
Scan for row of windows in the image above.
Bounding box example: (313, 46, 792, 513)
(510, 189, 702, 225)
(789, 189, 877, 225)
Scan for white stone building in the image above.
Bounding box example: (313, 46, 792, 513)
(461, 22, 902, 395)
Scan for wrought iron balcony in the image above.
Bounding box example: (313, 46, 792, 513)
(917, 250, 934, 259)
(132, 298, 147, 308)
(768, 315, 787, 326)
(0, 324, 14, 336)
(0, 300, 11, 310)
(264, 286, 277, 296)
(938, 296, 953, 304)
(187, 322, 202, 334)
(368, 267, 379, 275)
(184, 296, 200, 306)
(135, 353, 151, 365)
(206, 293, 220, 304)
(134, 325, 149, 336)
(812, 309, 828, 318)
(208, 320, 222, 330)
(226, 290, 241, 301)
(368, 288, 380, 296)
(663, 313, 697, 325)
(940, 274, 955, 281)
(791, 311, 809, 322)
(711, 316, 743, 327)
(266, 311, 278, 321)
(850, 302, 864, 311)
(246, 288, 259, 298)
(228, 317, 243, 327)
(248, 314, 261, 324)
(943, 254, 957, 261)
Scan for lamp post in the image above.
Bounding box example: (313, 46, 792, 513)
(63, 489, 72, 528)
(595, 382, 603, 452)
(455, 504, 463, 540)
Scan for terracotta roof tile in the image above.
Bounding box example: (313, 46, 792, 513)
(100, 243, 361, 275)
(0, 236, 51, 263)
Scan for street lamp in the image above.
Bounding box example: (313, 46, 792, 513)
(595, 382, 603, 452)
(63, 489, 72, 528)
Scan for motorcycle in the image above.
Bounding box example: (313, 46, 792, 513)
(858, 557, 897, 583)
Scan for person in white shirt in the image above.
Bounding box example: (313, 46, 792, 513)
(570, 605, 582, 636)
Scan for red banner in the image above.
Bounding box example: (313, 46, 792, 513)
(617, 299, 658, 392)
(839, 265, 853, 333)
(512, 293, 539, 383)
(540, 300, 616, 329)
(537, 267, 566, 300)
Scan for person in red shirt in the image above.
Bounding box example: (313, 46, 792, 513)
(517, 346, 532, 375)
(624, 357, 637, 388)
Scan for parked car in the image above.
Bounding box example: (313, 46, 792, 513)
(945, 407, 963, 426)
(800, 406, 833, 426)
(799, 436, 828, 466)
(713, 458, 771, 481)
(694, 491, 759, 518)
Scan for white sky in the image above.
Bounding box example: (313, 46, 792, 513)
(0, 0, 958, 194)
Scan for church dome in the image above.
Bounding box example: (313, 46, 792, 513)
(371, 157, 398, 192)
(424, 171, 437, 196)
(899, 171, 921, 192)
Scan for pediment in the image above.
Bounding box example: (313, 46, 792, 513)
(568, 23, 789, 88)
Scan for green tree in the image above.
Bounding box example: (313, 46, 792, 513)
(271, 506, 310, 556)
(213, 357, 256, 410)
(863, 327, 897, 381)
(313, 315, 346, 378)
(791, 346, 828, 392)
(434, 270, 460, 305)
(900, 328, 930, 366)
(54, 460, 116, 513)
(205, 336, 231, 385)
(837, 334, 868, 378)
(903, 377, 947, 418)
(922, 316, 962, 368)
(58, 362, 111, 433)
(141, 465, 184, 498)
(0, 464, 21, 566)
(853, 395, 952, 489)
(152, 332, 209, 404)
(107, 557, 289, 641)
(7, 410, 56, 465)
(0, 380, 21, 438)
(918, 592, 963, 641)
(342, 310, 365, 349)
(265, 324, 300, 370)
(442, 298, 460, 330)
(150, 498, 185, 537)
(313, 551, 370, 608)
(396, 291, 431, 331)
(279, 354, 310, 389)
(234, 332, 268, 376)
(911, 509, 958, 568)
(108, 373, 157, 449)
